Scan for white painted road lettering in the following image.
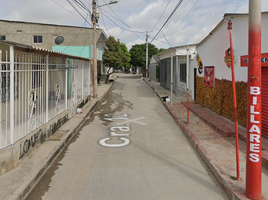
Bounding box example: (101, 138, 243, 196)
(99, 114, 131, 148)
(99, 113, 147, 148)
(116, 116, 147, 126)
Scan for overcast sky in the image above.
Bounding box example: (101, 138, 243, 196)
(0, 0, 268, 50)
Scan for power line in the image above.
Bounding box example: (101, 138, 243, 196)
(161, 30, 174, 47)
(51, 0, 78, 16)
(150, 0, 184, 44)
(67, 0, 92, 27)
(150, 0, 171, 33)
(159, 0, 199, 48)
(101, 0, 146, 34)
(98, 8, 144, 41)
(72, 0, 91, 15)
(167, 0, 199, 36)
(179, 0, 199, 45)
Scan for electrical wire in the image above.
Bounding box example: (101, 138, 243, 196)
(67, 0, 92, 27)
(98, 8, 144, 41)
(167, 0, 198, 36)
(161, 30, 175, 47)
(150, 0, 171, 33)
(179, 0, 199, 45)
(150, 0, 184, 44)
(72, 0, 91, 15)
(158, 0, 199, 48)
(100, 0, 146, 35)
(51, 0, 79, 16)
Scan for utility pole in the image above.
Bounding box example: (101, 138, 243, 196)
(146, 31, 149, 79)
(246, 0, 262, 199)
(92, 0, 98, 98)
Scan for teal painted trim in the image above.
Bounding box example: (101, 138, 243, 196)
(52, 46, 103, 61)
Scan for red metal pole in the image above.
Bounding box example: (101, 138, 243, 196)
(228, 19, 240, 180)
(187, 91, 189, 124)
(187, 48, 189, 124)
(246, 0, 262, 199)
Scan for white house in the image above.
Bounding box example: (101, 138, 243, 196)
(195, 12, 268, 136)
(156, 44, 197, 98)
(154, 12, 268, 137)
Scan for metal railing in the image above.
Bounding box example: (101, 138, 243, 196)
(0, 44, 91, 149)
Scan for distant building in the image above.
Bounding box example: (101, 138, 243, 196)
(0, 19, 108, 75)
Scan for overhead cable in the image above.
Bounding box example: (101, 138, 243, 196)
(150, 0, 171, 33)
(67, 0, 92, 27)
(72, 0, 91, 15)
(167, 0, 199, 36)
(51, 0, 78, 16)
(150, 0, 184, 44)
(101, 0, 146, 35)
(98, 9, 144, 41)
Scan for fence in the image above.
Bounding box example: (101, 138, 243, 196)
(159, 56, 187, 96)
(0, 42, 91, 149)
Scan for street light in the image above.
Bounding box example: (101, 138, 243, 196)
(92, 0, 118, 98)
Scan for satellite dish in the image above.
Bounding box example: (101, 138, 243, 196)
(55, 36, 64, 45)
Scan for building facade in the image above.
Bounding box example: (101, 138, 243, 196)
(0, 19, 106, 53)
(0, 40, 92, 175)
(0, 19, 107, 76)
(154, 45, 197, 98)
(154, 12, 268, 137)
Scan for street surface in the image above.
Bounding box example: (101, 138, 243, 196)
(26, 73, 227, 200)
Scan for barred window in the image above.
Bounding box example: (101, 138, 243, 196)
(33, 35, 42, 44)
(180, 63, 187, 83)
(0, 35, 6, 40)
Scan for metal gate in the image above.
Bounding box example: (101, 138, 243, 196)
(262, 67, 268, 137)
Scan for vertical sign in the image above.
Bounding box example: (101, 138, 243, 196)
(204, 66, 215, 88)
(246, 0, 262, 199)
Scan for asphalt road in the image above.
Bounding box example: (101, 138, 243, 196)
(26, 73, 227, 200)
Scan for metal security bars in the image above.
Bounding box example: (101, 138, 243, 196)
(0, 43, 91, 149)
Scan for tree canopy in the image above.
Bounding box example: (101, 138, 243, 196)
(103, 36, 131, 70)
(120, 42, 131, 70)
(103, 36, 122, 69)
(129, 43, 159, 69)
(103, 36, 165, 72)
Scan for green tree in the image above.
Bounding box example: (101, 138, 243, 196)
(120, 42, 131, 70)
(129, 43, 158, 70)
(103, 36, 121, 83)
(158, 48, 166, 53)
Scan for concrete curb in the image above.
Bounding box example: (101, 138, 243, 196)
(9, 81, 115, 200)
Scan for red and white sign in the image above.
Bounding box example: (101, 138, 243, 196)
(241, 53, 268, 67)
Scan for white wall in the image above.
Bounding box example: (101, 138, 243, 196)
(197, 13, 268, 82)
(197, 20, 231, 80)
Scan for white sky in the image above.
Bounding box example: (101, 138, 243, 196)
(0, 0, 268, 50)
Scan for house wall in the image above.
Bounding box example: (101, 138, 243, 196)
(197, 13, 268, 82)
(0, 42, 92, 175)
(0, 20, 106, 62)
(158, 45, 197, 99)
(195, 13, 268, 127)
(0, 20, 104, 49)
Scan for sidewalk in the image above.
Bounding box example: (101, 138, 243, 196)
(145, 79, 268, 200)
(1, 74, 267, 200)
(0, 75, 117, 200)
